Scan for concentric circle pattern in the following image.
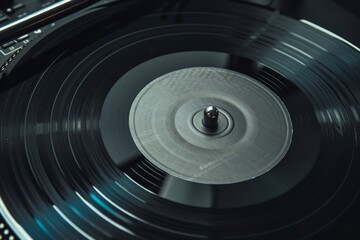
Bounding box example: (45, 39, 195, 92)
(128, 67, 293, 185)
(0, 0, 359, 239)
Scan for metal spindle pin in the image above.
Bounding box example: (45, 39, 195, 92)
(203, 106, 219, 129)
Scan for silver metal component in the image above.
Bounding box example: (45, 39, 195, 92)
(0, 0, 72, 32)
(203, 106, 219, 128)
(0, 196, 33, 240)
(193, 107, 233, 136)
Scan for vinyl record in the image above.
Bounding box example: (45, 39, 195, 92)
(0, 0, 359, 239)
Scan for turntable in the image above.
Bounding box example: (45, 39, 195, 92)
(0, 0, 359, 239)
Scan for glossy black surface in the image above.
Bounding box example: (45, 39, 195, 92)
(0, 0, 359, 239)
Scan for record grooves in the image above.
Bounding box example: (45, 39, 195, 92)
(0, 0, 359, 239)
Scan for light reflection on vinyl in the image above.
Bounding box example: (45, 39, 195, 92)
(0, 0, 359, 239)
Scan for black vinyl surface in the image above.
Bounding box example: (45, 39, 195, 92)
(0, 0, 359, 239)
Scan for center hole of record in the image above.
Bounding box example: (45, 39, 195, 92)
(126, 67, 293, 185)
